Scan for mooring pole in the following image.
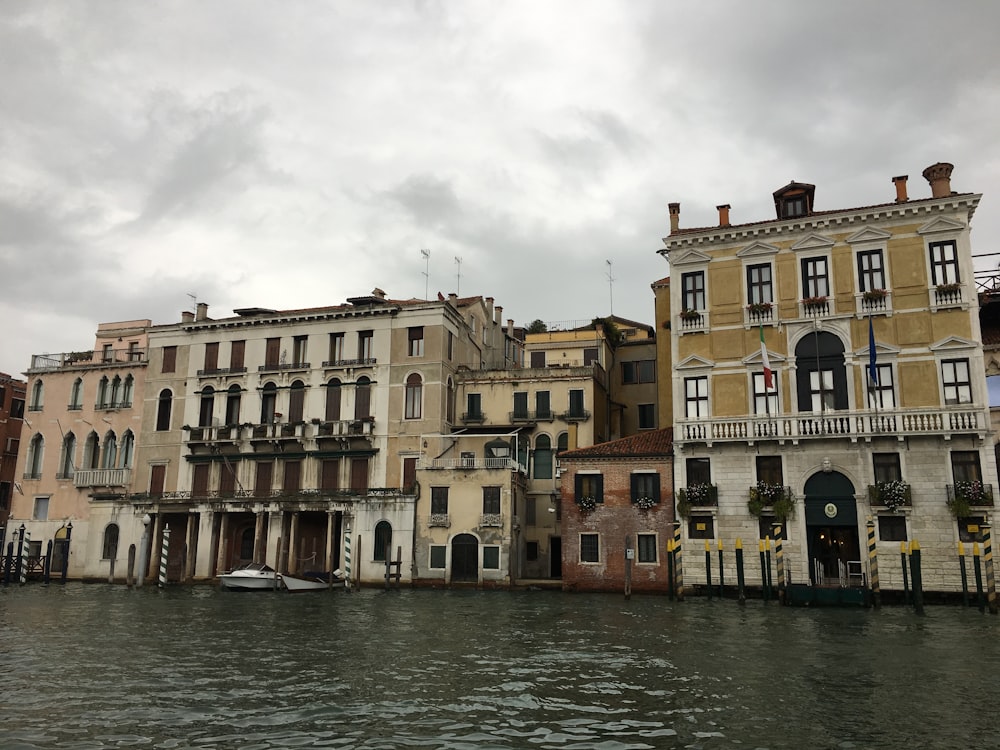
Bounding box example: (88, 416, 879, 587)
(909, 540, 924, 616)
(717, 539, 725, 599)
(958, 542, 970, 607)
(704, 540, 712, 601)
(974, 542, 985, 613)
(900, 542, 910, 606)
(666, 537, 675, 601)
(773, 525, 785, 604)
(759, 539, 768, 602)
(735, 538, 746, 606)
(673, 524, 684, 602)
(982, 524, 997, 615)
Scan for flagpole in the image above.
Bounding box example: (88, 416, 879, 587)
(869, 312, 880, 433)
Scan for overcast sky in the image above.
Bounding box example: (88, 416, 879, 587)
(3, 1, 1000, 377)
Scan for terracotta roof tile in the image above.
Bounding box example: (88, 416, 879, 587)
(559, 427, 673, 459)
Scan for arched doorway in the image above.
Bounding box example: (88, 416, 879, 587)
(451, 533, 479, 583)
(803, 470, 861, 586)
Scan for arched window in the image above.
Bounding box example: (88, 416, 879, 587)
(239, 527, 255, 560)
(97, 376, 109, 408)
(374, 520, 392, 562)
(557, 432, 569, 452)
(288, 380, 305, 422)
(404, 373, 422, 419)
(261, 382, 277, 424)
(26, 434, 44, 478)
(83, 431, 100, 469)
(533, 434, 553, 479)
(69, 378, 84, 409)
(199, 386, 215, 427)
(59, 432, 76, 478)
(119, 430, 135, 468)
(355, 376, 371, 420)
(225, 384, 242, 425)
(30, 379, 44, 410)
(101, 430, 118, 469)
(110, 375, 122, 406)
(446, 377, 455, 423)
(325, 379, 342, 421)
(102, 523, 120, 561)
(156, 389, 173, 431)
(122, 374, 134, 407)
(795, 331, 848, 412)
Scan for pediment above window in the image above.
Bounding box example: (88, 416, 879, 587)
(676, 354, 714, 370)
(855, 341, 900, 359)
(671, 249, 712, 266)
(929, 335, 977, 353)
(790, 233, 835, 252)
(846, 227, 892, 244)
(743, 350, 786, 367)
(736, 241, 780, 258)
(917, 217, 966, 236)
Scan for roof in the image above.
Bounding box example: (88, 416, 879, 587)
(559, 428, 673, 460)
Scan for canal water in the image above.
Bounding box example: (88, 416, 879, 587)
(1, 585, 996, 749)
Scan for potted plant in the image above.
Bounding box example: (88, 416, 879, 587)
(676, 484, 717, 518)
(862, 288, 888, 302)
(746, 302, 773, 315)
(577, 495, 598, 512)
(801, 295, 828, 308)
(680, 309, 701, 322)
(634, 495, 657, 510)
(949, 480, 993, 516)
(748, 482, 795, 521)
(936, 282, 961, 294)
(868, 480, 911, 512)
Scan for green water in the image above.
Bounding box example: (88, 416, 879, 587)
(1, 584, 996, 749)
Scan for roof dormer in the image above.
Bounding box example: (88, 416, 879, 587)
(773, 181, 816, 220)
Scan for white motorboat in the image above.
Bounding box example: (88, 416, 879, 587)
(279, 573, 332, 592)
(219, 562, 279, 591)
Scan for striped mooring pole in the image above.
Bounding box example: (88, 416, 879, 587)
(973, 542, 986, 613)
(982, 524, 997, 614)
(158, 525, 170, 588)
(666, 537, 675, 600)
(773, 525, 785, 604)
(900, 542, 910, 605)
(867, 518, 880, 608)
(717, 539, 725, 599)
(673, 523, 684, 601)
(343, 522, 352, 591)
(958, 542, 970, 607)
(19, 527, 30, 586)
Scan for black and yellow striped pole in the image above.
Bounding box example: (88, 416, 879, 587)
(900, 541, 910, 605)
(866, 517, 880, 608)
(982, 524, 997, 615)
(717, 539, 725, 599)
(973, 541, 985, 612)
(666, 537, 675, 600)
(958, 542, 970, 607)
(758, 539, 769, 602)
(735, 538, 746, 605)
(673, 523, 684, 601)
(772, 524, 785, 604)
(704, 540, 712, 600)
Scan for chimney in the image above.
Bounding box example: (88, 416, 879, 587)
(668, 202, 681, 233)
(372, 287, 386, 299)
(494, 305, 503, 326)
(892, 175, 909, 203)
(716, 204, 731, 227)
(922, 162, 954, 199)
(507, 318, 514, 337)
(195, 302, 209, 321)
(448, 293, 458, 302)
(485, 296, 494, 322)
(181, 311, 195, 324)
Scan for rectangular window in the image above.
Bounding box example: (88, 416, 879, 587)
(758, 514, 779, 540)
(204, 342, 219, 372)
(358, 330, 374, 361)
(429, 545, 447, 568)
(483, 546, 500, 569)
(681, 271, 705, 311)
(102, 343, 113, 362)
(583, 347, 599, 366)
(149, 464, 166, 496)
(254, 461, 273, 496)
(329, 333, 345, 363)
(447, 330, 454, 360)
(568, 389, 585, 417)
(483, 486, 501, 515)
(230, 340, 245, 371)
(535, 391, 551, 419)
(580, 533, 599, 563)
(526, 496, 536, 525)
(283, 460, 301, 492)
(530, 351, 545, 368)
(942, 359, 972, 405)
(320, 459, 339, 491)
(753, 372, 779, 415)
(631, 473, 660, 504)
(265, 338, 281, 367)
(218, 463, 236, 497)
(637, 534, 657, 563)
(868, 363, 896, 409)
(959, 516, 986, 543)
(408, 327, 424, 357)
(350, 458, 369, 491)
(873, 453, 902, 484)
(292, 335, 308, 365)
(802, 257, 829, 299)
(686, 457, 711, 486)
(575, 473, 604, 504)
(192, 464, 211, 496)
(684, 376, 708, 418)
(513, 391, 528, 419)
(33, 496, 49, 521)
(526, 541, 539, 562)
(466, 393, 482, 420)
(623, 360, 656, 384)
(10, 398, 24, 419)
(857, 249, 886, 292)
(402, 457, 417, 492)
(951, 451, 982, 484)
(747, 263, 773, 305)
(810, 370, 835, 411)
(638, 403, 656, 429)
(128, 341, 141, 361)
(878, 515, 907, 542)
(162, 346, 177, 373)
(431, 486, 449, 515)
(756, 456, 783, 486)
(688, 516, 715, 539)
(930, 240, 960, 285)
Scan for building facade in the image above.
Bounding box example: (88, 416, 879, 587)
(0, 372, 26, 545)
(662, 163, 995, 594)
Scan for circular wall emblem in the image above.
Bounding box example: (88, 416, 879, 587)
(824, 502, 838, 519)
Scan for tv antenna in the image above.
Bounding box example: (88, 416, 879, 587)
(420, 249, 430, 300)
(455, 256, 463, 296)
(605, 260, 615, 316)
(186, 292, 197, 313)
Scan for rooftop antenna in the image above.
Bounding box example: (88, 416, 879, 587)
(605, 260, 615, 316)
(186, 292, 197, 313)
(455, 256, 463, 296)
(420, 249, 430, 300)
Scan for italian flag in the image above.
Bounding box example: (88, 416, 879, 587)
(760, 325, 773, 390)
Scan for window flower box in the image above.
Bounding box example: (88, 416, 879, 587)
(868, 481, 912, 512)
(862, 289, 888, 302)
(679, 309, 701, 322)
(676, 483, 717, 518)
(948, 481, 994, 517)
(747, 482, 795, 521)
(577, 495, 598, 512)
(936, 282, 961, 294)
(746, 302, 773, 315)
(633, 495, 657, 510)
(801, 295, 828, 308)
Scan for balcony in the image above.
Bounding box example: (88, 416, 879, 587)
(744, 303, 776, 328)
(947, 482, 995, 513)
(315, 419, 373, 437)
(461, 411, 485, 424)
(561, 409, 591, 422)
(510, 410, 554, 423)
(857, 290, 892, 317)
(798, 297, 831, 319)
(29, 348, 148, 371)
(867, 481, 912, 511)
(678, 310, 708, 334)
(676, 406, 987, 446)
(250, 422, 307, 440)
(258, 361, 311, 374)
(480, 514, 503, 527)
(428, 514, 451, 528)
(197, 367, 248, 377)
(186, 425, 243, 442)
(418, 457, 519, 471)
(321, 358, 377, 368)
(931, 283, 966, 312)
(74, 468, 131, 488)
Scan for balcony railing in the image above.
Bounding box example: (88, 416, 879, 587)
(867, 481, 912, 510)
(480, 514, 503, 527)
(187, 425, 243, 442)
(678, 310, 708, 333)
(677, 406, 986, 445)
(798, 298, 831, 319)
(316, 419, 373, 437)
(74, 468, 131, 487)
(29, 348, 148, 371)
(858, 290, 892, 317)
(932, 284, 965, 311)
(132, 487, 403, 503)
(322, 358, 377, 368)
(418, 457, 519, 471)
(197, 367, 248, 377)
(510, 410, 554, 422)
(258, 361, 311, 373)
(428, 514, 451, 528)
(561, 409, 591, 422)
(461, 412, 485, 424)
(947, 482, 995, 508)
(744, 304, 775, 328)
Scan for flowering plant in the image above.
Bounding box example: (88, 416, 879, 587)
(952, 480, 993, 507)
(802, 295, 828, 307)
(862, 288, 888, 301)
(577, 495, 598, 512)
(680, 309, 701, 321)
(746, 302, 773, 314)
(747, 482, 794, 521)
(936, 282, 961, 294)
(869, 481, 911, 512)
(634, 495, 657, 510)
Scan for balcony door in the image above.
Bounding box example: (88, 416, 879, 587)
(795, 331, 847, 412)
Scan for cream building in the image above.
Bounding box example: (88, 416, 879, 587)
(661, 163, 995, 595)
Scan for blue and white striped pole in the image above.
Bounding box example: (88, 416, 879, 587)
(158, 524, 170, 588)
(343, 521, 352, 591)
(19, 527, 30, 586)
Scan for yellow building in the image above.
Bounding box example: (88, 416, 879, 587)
(661, 163, 995, 595)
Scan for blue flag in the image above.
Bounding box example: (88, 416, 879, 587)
(868, 317, 878, 385)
